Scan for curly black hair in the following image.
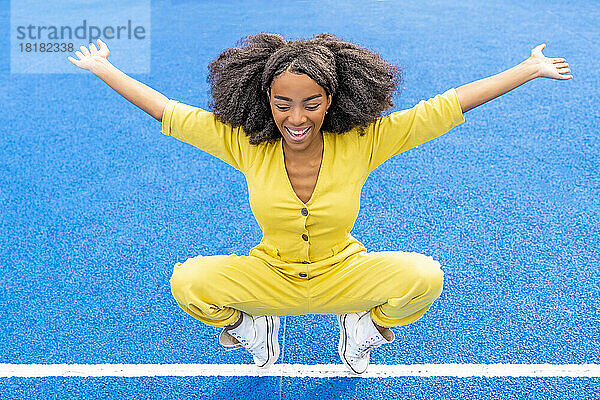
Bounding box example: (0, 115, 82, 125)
(207, 32, 402, 145)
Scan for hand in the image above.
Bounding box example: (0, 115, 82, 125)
(528, 43, 572, 80)
(68, 39, 110, 72)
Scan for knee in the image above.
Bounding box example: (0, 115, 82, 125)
(169, 255, 229, 304)
(394, 252, 444, 298)
(169, 260, 195, 305)
(419, 256, 444, 298)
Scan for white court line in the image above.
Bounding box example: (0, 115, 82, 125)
(1, 364, 599, 378)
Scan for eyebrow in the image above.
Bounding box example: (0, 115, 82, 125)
(274, 94, 323, 102)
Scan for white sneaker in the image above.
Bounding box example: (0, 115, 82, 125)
(219, 312, 280, 368)
(337, 311, 395, 374)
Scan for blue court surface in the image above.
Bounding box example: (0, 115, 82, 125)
(1, 0, 599, 398)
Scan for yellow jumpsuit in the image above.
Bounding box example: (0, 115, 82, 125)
(163, 88, 465, 328)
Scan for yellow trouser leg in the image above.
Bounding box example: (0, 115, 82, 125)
(169, 253, 309, 327)
(309, 250, 444, 328)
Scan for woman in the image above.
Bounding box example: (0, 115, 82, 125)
(69, 33, 571, 373)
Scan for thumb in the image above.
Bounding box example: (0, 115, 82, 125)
(531, 43, 546, 58)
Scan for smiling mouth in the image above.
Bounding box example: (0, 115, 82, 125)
(285, 126, 311, 140)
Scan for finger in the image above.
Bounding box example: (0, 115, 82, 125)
(559, 68, 571, 74)
(560, 75, 573, 80)
(89, 42, 99, 54)
(75, 51, 84, 59)
(97, 39, 107, 50)
(80, 45, 90, 56)
(552, 58, 566, 63)
(555, 62, 569, 68)
(67, 56, 79, 66)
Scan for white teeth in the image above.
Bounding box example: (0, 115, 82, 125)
(286, 127, 310, 136)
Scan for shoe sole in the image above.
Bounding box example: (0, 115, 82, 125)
(257, 316, 280, 368)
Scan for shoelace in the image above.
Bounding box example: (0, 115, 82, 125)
(225, 343, 244, 352)
(227, 331, 264, 356)
(353, 336, 381, 359)
(223, 331, 247, 352)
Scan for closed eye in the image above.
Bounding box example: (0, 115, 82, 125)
(275, 104, 321, 111)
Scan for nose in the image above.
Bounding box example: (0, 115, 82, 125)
(288, 106, 307, 126)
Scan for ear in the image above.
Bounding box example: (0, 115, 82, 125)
(327, 94, 332, 110)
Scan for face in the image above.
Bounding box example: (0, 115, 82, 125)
(268, 71, 332, 153)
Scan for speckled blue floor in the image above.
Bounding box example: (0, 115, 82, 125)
(1, 0, 599, 398)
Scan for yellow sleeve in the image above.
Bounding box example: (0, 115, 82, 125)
(361, 88, 465, 173)
(161, 100, 255, 172)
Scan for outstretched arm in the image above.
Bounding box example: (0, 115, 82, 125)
(455, 44, 572, 114)
(68, 39, 168, 121)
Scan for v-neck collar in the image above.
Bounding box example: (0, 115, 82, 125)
(280, 132, 326, 206)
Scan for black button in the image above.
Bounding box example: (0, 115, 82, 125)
(302, 234, 309, 241)
(301, 208, 308, 216)
(299, 272, 307, 277)
(302, 261, 309, 264)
